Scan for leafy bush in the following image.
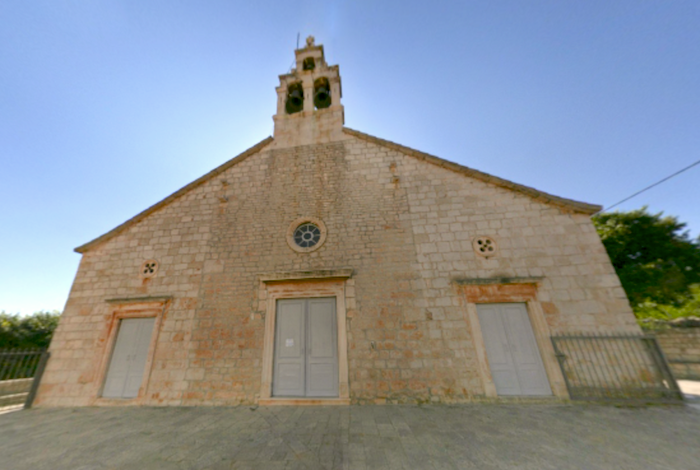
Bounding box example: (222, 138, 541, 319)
(0, 311, 61, 350)
(634, 285, 700, 321)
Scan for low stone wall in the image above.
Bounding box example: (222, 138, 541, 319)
(0, 378, 33, 408)
(654, 328, 700, 380)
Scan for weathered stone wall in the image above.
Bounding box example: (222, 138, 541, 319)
(36, 132, 638, 407)
(37, 181, 214, 406)
(655, 328, 700, 380)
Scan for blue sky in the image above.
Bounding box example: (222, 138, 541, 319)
(1, 1, 699, 315)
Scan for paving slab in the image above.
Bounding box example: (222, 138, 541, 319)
(0, 404, 698, 470)
(678, 380, 700, 411)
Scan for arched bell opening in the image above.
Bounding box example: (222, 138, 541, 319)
(302, 57, 315, 71)
(314, 77, 331, 110)
(285, 82, 304, 115)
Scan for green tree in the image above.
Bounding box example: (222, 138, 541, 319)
(635, 284, 700, 321)
(592, 207, 700, 311)
(0, 311, 61, 349)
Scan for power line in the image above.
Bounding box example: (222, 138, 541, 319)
(599, 158, 700, 213)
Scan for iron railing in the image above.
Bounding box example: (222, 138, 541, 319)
(551, 333, 682, 403)
(0, 349, 50, 409)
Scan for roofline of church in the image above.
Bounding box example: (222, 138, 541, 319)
(75, 129, 600, 254)
(342, 128, 602, 215)
(74, 137, 274, 254)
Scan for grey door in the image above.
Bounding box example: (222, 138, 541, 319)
(273, 298, 338, 397)
(102, 317, 155, 398)
(477, 303, 551, 396)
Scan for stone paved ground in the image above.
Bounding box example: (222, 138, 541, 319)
(0, 404, 698, 470)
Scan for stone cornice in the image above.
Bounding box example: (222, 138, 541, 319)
(259, 268, 354, 283)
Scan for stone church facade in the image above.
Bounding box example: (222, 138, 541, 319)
(36, 39, 638, 407)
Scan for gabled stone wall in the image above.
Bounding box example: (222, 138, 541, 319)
(36, 133, 638, 406)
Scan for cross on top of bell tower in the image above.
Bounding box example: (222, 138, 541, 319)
(272, 37, 344, 148)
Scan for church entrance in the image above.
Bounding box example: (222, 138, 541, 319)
(272, 298, 338, 397)
(476, 303, 552, 396)
(102, 317, 155, 398)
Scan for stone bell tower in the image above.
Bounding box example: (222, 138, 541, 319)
(272, 36, 344, 148)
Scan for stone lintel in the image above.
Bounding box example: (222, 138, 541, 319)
(105, 295, 173, 304)
(452, 276, 544, 286)
(259, 268, 354, 283)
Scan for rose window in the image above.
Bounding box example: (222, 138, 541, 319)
(293, 223, 321, 248)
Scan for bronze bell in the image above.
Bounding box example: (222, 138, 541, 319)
(314, 85, 331, 109)
(286, 88, 304, 114)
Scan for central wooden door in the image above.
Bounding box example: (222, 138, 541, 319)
(272, 298, 338, 397)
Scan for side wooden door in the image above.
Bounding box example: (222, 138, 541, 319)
(103, 317, 155, 398)
(477, 303, 551, 396)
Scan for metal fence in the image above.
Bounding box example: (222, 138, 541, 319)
(0, 349, 50, 409)
(551, 333, 682, 403)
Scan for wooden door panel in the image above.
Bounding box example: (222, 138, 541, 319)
(103, 319, 138, 398)
(306, 298, 338, 397)
(307, 363, 336, 395)
(477, 305, 521, 395)
(273, 300, 305, 397)
(501, 305, 551, 396)
(272, 298, 338, 398)
(103, 317, 154, 399)
(477, 303, 551, 396)
(123, 318, 155, 398)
